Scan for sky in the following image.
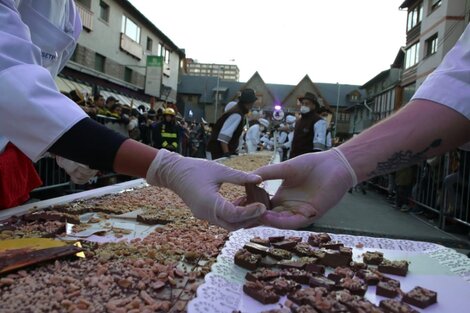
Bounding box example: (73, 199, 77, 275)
(129, 0, 408, 86)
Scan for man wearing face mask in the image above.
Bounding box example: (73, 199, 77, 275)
(289, 92, 328, 159)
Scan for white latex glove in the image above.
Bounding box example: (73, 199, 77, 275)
(56, 156, 98, 185)
(146, 149, 266, 230)
(253, 148, 357, 229)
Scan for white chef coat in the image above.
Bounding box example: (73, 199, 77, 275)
(217, 114, 242, 144)
(412, 23, 470, 150)
(313, 119, 328, 151)
(245, 124, 261, 154)
(0, 0, 87, 160)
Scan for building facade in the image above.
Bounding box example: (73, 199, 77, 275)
(62, 0, 185, 107)
(185, 60, 240, 81)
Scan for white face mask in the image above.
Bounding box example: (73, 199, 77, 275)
(300, 106, 311, 114)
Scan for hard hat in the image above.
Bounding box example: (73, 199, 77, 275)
(259, 118, 270, 128)
(286, 115, 296, 124)
(163, 108, 176, 116)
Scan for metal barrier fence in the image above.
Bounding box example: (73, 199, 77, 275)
(370, 149, 470, 230)
(32, 115, 131, 196)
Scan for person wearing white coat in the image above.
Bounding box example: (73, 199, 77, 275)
(0, 1, 266, 231)
(246, 118, 269, 154)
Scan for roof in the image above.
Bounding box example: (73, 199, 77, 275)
(399, 0, 419, 9)
(178, 75, 362, 108)
(360, 69, 390, 89)
(120, 0, 185, 58)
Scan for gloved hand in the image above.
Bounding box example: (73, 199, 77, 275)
(146, 149, 265, 230)
(56, 156, 98, 185)
(253, 148, 357, 229)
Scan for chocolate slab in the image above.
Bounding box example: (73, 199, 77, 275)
(402, 286, 437, 309)
(378, 259, 409, 277)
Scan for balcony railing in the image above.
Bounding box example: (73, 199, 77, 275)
(120, 33, 143, 60)
(75, 2, 94, 31)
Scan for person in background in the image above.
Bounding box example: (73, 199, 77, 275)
(128, 109, 141, 141)
(318, 107, 333, 150)
(0, 1, 264, 230)
(207, 89, 258, 159)
(281, 115, 296, 161)
(108, 103, 122, 119)
(152, 108, 182, 153)
(94, 94, 109, 116)
(105, 96, 119, 111)
(253, 24, 470, 229)
(246, 118, 269, 154)
(289, 92, 328, 159)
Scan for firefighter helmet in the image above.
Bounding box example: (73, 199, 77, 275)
(163, 108, 176, 116)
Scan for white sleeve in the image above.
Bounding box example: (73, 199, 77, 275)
(0, 1, 87, 161)
(245, 124, 257, 142)
(217, 114, 242, 143)
(278, 132, 287, 144)
(313, 119, 328, 151)
(412, 23, 470, 119)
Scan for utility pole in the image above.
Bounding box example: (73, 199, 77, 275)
(214, 65, 224, 122)
(334, 82, 341, 139)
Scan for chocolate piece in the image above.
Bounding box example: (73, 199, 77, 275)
(268, 236, 285, 243)
(23, 211, 81, 225)
(243, 280, 279, 304)
(378, 259, 409, 277)
(363, 251, 384, 265)
(286, 236, 303, 243)
(355, 269, 383, 285)
(376, 280, 400, 298)
(327, 289, 357, 304)
(310, 296, 349, 313)
(307, 233, 331, 247)
(327, 267, 354, 283)
(309, 275, 336, 291)
(379, 299, 419, 313)
(272, 239, 299, 251)
(305, 263, 325, 275)
(246, 268, 281, 282)
(269, 276, 301, 295)
(288, 287, 329, 306)
(234, 248, 262, 271)
(279, 257, 318, 270)
(282, 268, 313, 285)
(250, 236, 271, 247)
(245, 183, 272, 210)
(319, 241, 344, 251)
(337, 277, 367, 296)
(294, 242, 318, 257)
(244, 242, 269, 256)
(268, 247, 293, 260)
(345, 298, 383, 313)
(320, 249, 352, 268)
(402, 286, 437, 309)
(349, 261, 368, 271)
(292, 305, 320, 313)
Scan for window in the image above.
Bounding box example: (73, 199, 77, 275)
(406, 3, 423, 31)
(146, 37, 153, 51)
(99, 1, 109, 22)
(162, 48, 170, 64)
(124, 67, 133, 83)
(425, 33, 438, 57)
(402, 83, 416, 105)
(121, 15, 141, 43)
(431, 0, 441, 11)
(95, 53, 105, 72)
(405, 42, 420, 69)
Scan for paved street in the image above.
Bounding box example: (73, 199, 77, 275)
(305, 187, 470, 253)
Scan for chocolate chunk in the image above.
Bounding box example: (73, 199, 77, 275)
(288, 287, 328, 306)
(379, 299, 419, 313)
(304, 263, 325, 275)
(286, 236, 303, 243)
(349, 261, 368, 271)
(376, 280, 401, 298)
(327, 267, 354, 283)
(309, 275, 336, 291)
(282, 268, 313, 285)
(268, 236, 285, 243)
(272, 239, 299, 251)
(378, 259, 409, 277)
(267, 247, 293, 260)
(307, 233, 331, 247)
(293, 242, 318, 257)
(234, 248, 262, 271)
(402, 286, 437, 309)
(243, 280, 279, 304)
(292, 305, 320, 313)
(245, 183, 272, 210)
(246, 268, 281, 282)
(345, 298, 383, 313)
(363, 251, 384, 265)
(337, 277, 368, 296)
(268, 276, 301, 295)
(321, 249, 352, 268)
(250, 236, 271, 246)
(355, 269, 383, 285)
(244, 242, 269, 256)
(319, 241, 344, 251)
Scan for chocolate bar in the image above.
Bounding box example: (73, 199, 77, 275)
(267, 247, 293, 260)
(245, 268, 281, 282)
(243, 280, 279, 304)
(234, 248, 262, 271)
(378, 259, 409, 277)
(402, 286, 437, 309)
(379, 299, 419, 313)
(337, 277, 368, 297)
(376, 279, 401, 298)
(307, 233, 331, 247)
(244, 242, 269, 256)
(363, 251, 384, 265)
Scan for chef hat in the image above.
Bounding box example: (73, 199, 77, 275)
(259, 118, 270, 128)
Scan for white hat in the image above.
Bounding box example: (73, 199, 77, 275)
(286, 115, 296, 124)
(279, 123, 285, 128)
(259, 118, 269, 128)
(225, 101, 238, 112)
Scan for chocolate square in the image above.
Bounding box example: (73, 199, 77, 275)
(402, 286, 437, 309)
(268, 276, 301, 295)
(337, 277, 368, 297)
(307, 233, 331, 247)
(376, 280, 400, 299)
(309, 275, 336, 291)
(363, 251, 384, 265)
(243, 280, 279, 304)
(234, 248, 262, 271)
(272, 239, 299, 251)
(293, 242, 318, 257)
(355, 269, 383, 285)
(378, 259, 409, 277)
(267, 247, 293, 260)
(379, 299, 419, 313)
(246, 268, 281, 282)
(282, 268, 313, 285)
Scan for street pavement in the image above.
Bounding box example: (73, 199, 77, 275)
(304, 187, 470, 253)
